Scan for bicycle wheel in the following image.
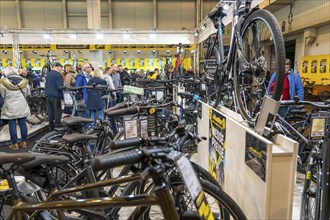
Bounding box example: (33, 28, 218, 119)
(204, 35, 222, 108)
(41, 62, 52, 77)
(26, 96, 47, 126)
(31, 130, 66, 153)
(143, 177, 246, 220)
(233, 9, 285, 127)
(300, 159, 322, 220)
(318, 91, 330, 102)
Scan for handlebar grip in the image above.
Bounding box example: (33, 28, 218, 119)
(110, 137, 143, 150)
(91, 150, 143, 171)
(107, 102, 130, 111)
(176, 124, 195, 148)
(105, 106, 140, 117)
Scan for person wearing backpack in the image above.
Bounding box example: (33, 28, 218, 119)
(0, 66, 30, 150)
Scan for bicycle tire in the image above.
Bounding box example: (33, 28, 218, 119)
(318, 90, 330, 102)
(41, 62, 52, 77)
(233, 9, 285, 127)
(26, 97, 46, 126)
(31, 130, 66, 153)
(142, 177, 246, 220)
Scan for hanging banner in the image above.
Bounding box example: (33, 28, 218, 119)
(208, 108, 226, 187)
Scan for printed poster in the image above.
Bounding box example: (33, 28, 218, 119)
(311, 59, 317, 73)
(245, 132, 267, 181)
(148, 58, 154, 67)
(208, 108, 226, 186)
(320, 59, 327, 73)
(120, 58, 126, 67)
(139, 59, 145, 67)
(129, 59, 135, 67)
(302, 60, 308, 73)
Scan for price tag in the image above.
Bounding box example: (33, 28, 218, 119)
(63, 91, 73, 106)
(140, 118, 148, 139)
(124, 119, 138, 138)
(156, 91, 164, 102)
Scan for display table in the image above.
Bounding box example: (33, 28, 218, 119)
(197, 101, 298, 219)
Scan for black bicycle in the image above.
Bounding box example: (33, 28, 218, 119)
(204, 0, 285, 127)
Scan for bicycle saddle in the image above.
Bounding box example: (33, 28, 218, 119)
(62, 134, 98, 145)
(178, 92, 193, 98)
(20, 153, 69, 169)
(62, 116, 94, 127)
(0, 152, 35, 166)
(208, 6, 227, 19)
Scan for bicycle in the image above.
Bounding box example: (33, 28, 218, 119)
(203, 0, 285, 127)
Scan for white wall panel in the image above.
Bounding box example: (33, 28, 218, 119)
(67, 0, 87, 15)
(112, 0, 153, 28)
(101, 16, 109, 28)
(0, 1, 17, 28)
(305, 24, 330, 56)
(20, 1, 63, 28)
(67, 17, 88, 29)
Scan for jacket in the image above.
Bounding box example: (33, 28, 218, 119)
(147, 72, 160, 80)
(267, 68, 304, 101)
(75, 72, 89, 102)
(86, 77, 107, 110)
(45, 70, 64, 98)
(112, 72, 122, 89)
(120, 71, 131, 85)
(104, 74, 116, 98)
(0, 75, 30, 119)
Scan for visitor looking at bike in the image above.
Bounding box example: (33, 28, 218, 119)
(0, 66, 30, 150)
(267, 58, 304, 116)
(45, 62, 64, 130)
(63, 64, 76, 86)
(86, 69, 107, 125)
(111, 64, 122, 103)
(75, 63, 92, 117)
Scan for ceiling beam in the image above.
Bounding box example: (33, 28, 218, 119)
(108, 0, 112, 28)
(153, 0, 157, 28)
(62, 0, 68, 29)
(15, 0, 22, 28)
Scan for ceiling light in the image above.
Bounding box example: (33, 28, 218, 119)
(223, 4, 230, 10)
(123, 50, 127, 54)
(78, 50, 82, 54)
(48, 50, 53, 53)
(152, 50, 156, 53)
(149, 33, 156, 39)
(32, 50, 37, 54)
(96, 33, 103, 39)
(166, 50, 170, 54)
(19, 51, 22, 54)
(201, 24, 206, 30)
(70, 34, 77, 39)
(64, 50, 69, 54)
(137, 50, 141, 54)
(43, 33, 50, 39)
(108, 50, 112, 54)
(3, 50, 7, 54)
(194, 30, 199, 37)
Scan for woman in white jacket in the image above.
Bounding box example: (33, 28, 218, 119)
(0, 66, 30, 150)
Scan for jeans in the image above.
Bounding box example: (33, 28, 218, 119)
(8, 117, 28, 144)
(116, 92, 123, 103)
(46, 97, 62, 129)
(89, 109, 104, 125)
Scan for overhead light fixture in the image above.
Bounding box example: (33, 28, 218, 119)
(19, 50, 22, 54)
(108, 50, 112, 54)
(123, 50, 127, 54)
(194, 30, 199, 37)
(96, 33, 103, 40)
(223, 3, 230, 10)
(201, 24, 206, 30)
(149, 33, 156, 39)
(70, 33, 77, 39)
(3, 50, 7, 54)
(166, 50, 170, 54)
(152, 49, 156, 53)
(48, 50, 53, 53)
(32, 50, 37, 54)
(78, 50, 82, 54)
(137, 50, 141, 54)
(43, 33, 50, 39)
(64, 50, 69, 54)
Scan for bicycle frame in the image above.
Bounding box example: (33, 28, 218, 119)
(7, 173, 180, 220)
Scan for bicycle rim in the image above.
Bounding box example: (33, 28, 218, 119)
(233, 9, 285, 126)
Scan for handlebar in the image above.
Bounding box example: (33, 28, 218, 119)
(280, 100, 330, 109)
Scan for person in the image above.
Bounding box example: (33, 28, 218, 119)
(103, 67, 118, 134)
(45, 62, 64, 130)
(75, 63, 92, 102)
(111, 64, 122, 103)
(267, 58, 304, 116)
(118, 65, 131, 86)
(185, 66, 195, 79)
(0, 66, 30, 150)
(147, 68, 160, 80)
(86, 69, 107, 124)
(63, 64, 76, 86)
(20, 69, 36, 87)
(75, 63, 92, 117)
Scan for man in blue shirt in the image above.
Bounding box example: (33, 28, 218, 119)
(45, 62, 63, 129)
